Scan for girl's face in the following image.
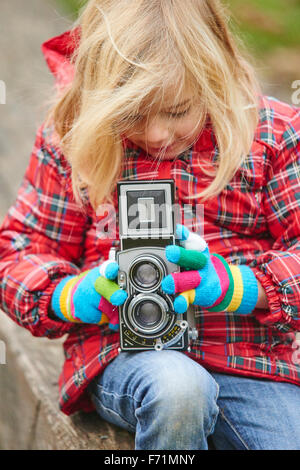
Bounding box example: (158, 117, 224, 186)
(124, 92, 204, 160)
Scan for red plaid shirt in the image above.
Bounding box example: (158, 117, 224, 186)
(0, 31, 300, 415)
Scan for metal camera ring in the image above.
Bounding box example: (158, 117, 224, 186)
(154, 320, 188, 351)
(129, 255, 166, 292)
(126, 293, 176, 338)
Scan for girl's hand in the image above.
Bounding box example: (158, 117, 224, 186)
(51, 260, 127, 330)
(161, 224, 258, 315)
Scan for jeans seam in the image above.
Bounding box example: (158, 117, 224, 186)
(219, 408, 250, 450)
(207, 381, 220, 437)
(91, 391, 136, 433)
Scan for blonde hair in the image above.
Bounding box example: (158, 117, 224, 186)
(47, 0, 261, 210)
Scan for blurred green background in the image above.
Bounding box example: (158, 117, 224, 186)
(57, 0, 300, 53)
(0, 0, 299, 216)
(55, 0, 300, 99)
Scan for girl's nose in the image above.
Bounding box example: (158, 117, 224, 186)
(144, 116, 172, 147)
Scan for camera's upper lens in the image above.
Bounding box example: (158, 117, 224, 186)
(135, 301, 162, 329)
(134, 263, 158, 287)
(131, 260, 161, 290)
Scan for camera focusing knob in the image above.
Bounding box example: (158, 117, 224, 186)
(118, 271, 127, 289)
(188, 327, 198, 342)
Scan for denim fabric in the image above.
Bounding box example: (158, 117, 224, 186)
(88, 350, 300, 450)
(211, 372, 300, 450)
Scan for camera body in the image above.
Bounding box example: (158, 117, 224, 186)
(109, 179, 197, 352)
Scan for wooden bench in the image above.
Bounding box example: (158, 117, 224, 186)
(0, 312, 135, 450)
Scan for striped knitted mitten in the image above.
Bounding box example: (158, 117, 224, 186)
(51, 260, 127, 330)
(161, 224, 258, 315)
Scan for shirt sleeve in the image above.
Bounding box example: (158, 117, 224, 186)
(252, 106, 300, 333)
(0, 123, 89, 339)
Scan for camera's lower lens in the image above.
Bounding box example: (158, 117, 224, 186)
(127, 293, 171, 337)
(134, 301, 162, 329)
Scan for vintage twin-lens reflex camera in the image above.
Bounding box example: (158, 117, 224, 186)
(109, 179, 198, 352)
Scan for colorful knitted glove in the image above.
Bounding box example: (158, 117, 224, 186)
(161, 224, 258, 315)
(51, 260, 127, 330)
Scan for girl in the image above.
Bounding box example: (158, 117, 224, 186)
(1, 0, 300, 450)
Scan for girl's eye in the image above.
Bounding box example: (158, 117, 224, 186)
(132, 114, 144, 122)
(130, 106, 191, 123)
(167, 107, 191, 119)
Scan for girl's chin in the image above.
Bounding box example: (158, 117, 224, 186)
(144, 145, 181, 159)
(147, 148, 191, 160)
(125, 137, 191, 159)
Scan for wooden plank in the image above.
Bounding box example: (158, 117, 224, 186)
(0, 312, 135, 450)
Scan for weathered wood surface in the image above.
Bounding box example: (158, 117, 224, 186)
(0, 311, 135, 450)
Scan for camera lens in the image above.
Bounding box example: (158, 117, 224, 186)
(134, 301, 162, 329)
(134, 263, 158, 287)
(131, 259, 162, 290)
(126, 293, 172, 337)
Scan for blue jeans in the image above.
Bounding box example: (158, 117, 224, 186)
(88, 350, 300, 450)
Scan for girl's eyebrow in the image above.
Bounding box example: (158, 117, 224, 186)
(163, 99, 191, 112)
